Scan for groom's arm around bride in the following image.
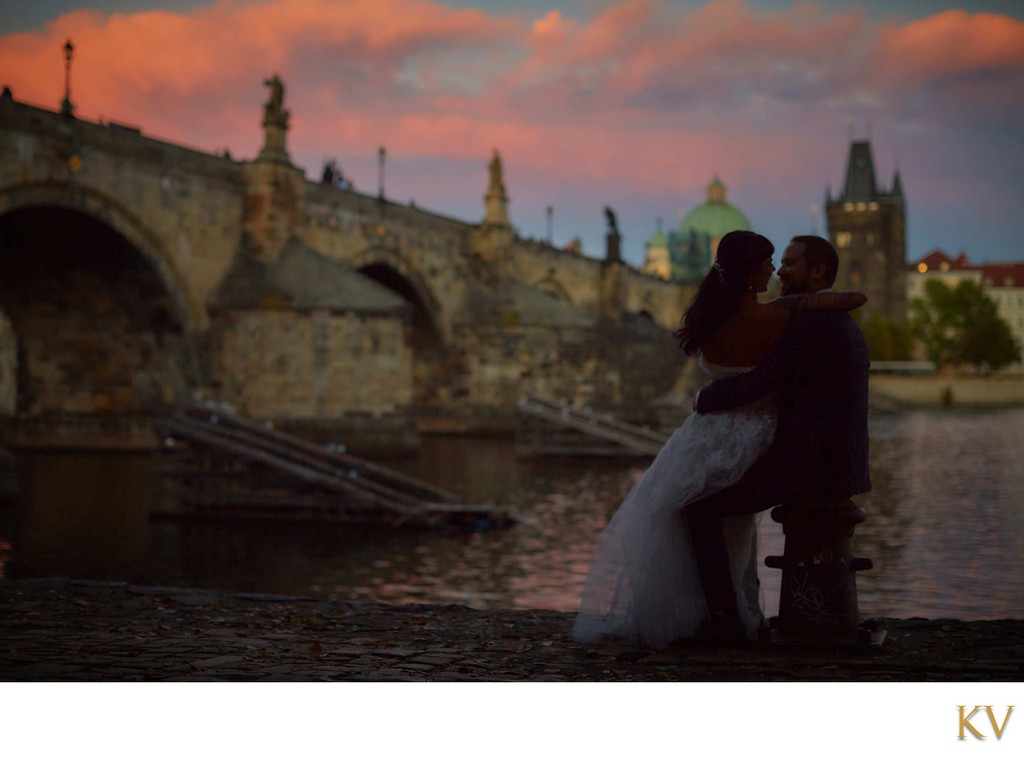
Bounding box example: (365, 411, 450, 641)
(686, 235, 871, 637)
(695, 235, 871, 504)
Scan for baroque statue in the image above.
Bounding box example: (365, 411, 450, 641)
(489, 150, 505, 193)
(263, 74, 288, 125)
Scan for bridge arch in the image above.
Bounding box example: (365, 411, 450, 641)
(350, 247, 448, 345)
(351, 247, 453, 412)
(0, 306, 15, 416)
(0, 181, 198, 334)
(0, 183, 203, 415)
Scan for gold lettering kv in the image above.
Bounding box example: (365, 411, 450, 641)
(958, 705, 1014, 740)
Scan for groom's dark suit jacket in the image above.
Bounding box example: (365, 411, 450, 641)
(696, 309, 871, 504)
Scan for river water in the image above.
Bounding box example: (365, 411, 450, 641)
(1, 408, 1022, 620)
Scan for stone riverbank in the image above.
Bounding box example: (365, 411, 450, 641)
(869, 374, 1024, 409)
(1, 578, 1022, 681)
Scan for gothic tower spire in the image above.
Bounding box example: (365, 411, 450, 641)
(826, 135, 906, 322)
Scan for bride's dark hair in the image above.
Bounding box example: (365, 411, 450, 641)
(674, 230, 774, 356)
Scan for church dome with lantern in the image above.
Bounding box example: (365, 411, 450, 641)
(643, 177, 752, 282)
(681, 177, 750, 241)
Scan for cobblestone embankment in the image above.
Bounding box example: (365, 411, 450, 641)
(1, 578, 1022, 681)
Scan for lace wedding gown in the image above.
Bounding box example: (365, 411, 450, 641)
(573, 359, 778, 648)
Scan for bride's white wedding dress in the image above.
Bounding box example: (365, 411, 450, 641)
(573, 358, 778, 648)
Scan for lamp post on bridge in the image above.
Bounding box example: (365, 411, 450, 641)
(378, 146, 386, 201)
(60, 39, 75, 118)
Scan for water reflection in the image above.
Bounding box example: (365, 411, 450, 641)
(858, 411, 1024, 618)
(1, 409, 1022, 619)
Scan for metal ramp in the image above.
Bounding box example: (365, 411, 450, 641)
(516, 395, 667, 458)
(155, 405, 515, 529)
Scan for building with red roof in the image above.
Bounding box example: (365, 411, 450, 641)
(908, 249, 1024, 365)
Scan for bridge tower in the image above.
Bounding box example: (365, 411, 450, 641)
(825, 137, 906, 321)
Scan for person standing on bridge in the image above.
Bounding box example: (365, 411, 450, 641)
(573, 231, 866, 648)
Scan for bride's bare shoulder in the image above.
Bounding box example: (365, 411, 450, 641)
(753, 301, 793, 327)
(702, 304, 788, 365)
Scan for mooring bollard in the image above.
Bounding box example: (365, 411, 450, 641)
(764, 499, 885, 646)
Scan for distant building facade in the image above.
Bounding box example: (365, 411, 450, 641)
(643, 177, 751, 282)
(826, 140, 906, 322)
(908, 249, 1024, 363)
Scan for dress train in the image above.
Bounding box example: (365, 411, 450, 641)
(572, 361, 777, 648)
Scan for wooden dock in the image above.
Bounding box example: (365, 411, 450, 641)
(516, 395, 668, 458)
(154, 405, 516, 530)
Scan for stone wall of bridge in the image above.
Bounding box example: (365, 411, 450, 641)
(0, 94, 244, 333)
(0, 310, 15, 416)
(0, 94, 697, 449)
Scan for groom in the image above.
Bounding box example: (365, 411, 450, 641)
(687, 234, 871, 640)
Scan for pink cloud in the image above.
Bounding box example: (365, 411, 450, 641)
(0, 1, 1021, 261)
(530, 9, 576, 45)
(0, 0, 520, 132)
(874, 10, 1024, 83)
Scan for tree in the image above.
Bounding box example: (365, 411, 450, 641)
(857, 312, 914, 361)
(958, 312, 1021, 371)
(910, 279, 1022, 372)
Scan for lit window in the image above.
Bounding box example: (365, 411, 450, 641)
(869, 202, 879, 210)
(836, 231, 852, 248)
(856, 202, 867, 211)
(843, 203, 853, 211)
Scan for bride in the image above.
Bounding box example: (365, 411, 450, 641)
(572, 230, 865, 648)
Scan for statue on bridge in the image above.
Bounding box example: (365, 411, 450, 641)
(259, 74, 291, 161)
(488, 150, 506, 195)
(262, 74, 289, 126)
(604, 206, 619, 238)
(604, 206, 621, 262)
(483, 149, 510, 228)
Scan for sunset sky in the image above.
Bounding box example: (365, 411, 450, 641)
(2, 0, 1022, 267)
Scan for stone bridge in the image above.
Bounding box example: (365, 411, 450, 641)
(0, 80, 696, 452)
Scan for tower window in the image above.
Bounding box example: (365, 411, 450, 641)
(836, 231, 852, 248)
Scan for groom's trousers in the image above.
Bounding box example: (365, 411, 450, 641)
(684, 447, 780, 625)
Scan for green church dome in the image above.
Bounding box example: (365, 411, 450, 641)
(680, 177, 750, 239)
(647, 229, 668, 248)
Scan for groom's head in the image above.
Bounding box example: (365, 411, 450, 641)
(779, 235, 839, 295)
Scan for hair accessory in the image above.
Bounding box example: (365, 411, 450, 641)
(711, 260, 726, 284)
